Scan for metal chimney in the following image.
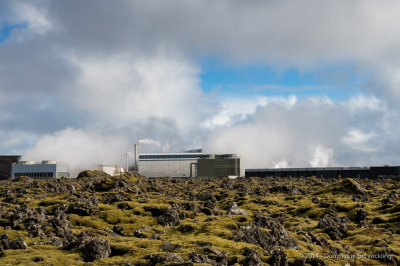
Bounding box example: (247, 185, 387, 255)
(126, 152, 129, 172)
(134, 144, 139, 172)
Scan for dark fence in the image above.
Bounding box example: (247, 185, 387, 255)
(245, 166, 400, 179)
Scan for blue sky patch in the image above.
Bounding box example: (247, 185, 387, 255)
(0, 23, 27, 43)
(200, 58, 371, 101)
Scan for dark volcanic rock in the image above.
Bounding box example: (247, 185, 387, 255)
(270, 249, 288, 266)
(195, 192, 216, 202)
(341, 178, 367, 195)
(203, 247, 230, 265)
(46, 238, 63, 247)
(189, 248, 229, 265)
(101, 192, 127, 203)
(160, 242, 182, 252)
(146, 252, 184, 265)
(189, 252, 215, 264)
(179, 224, 195, 233)
(233, 223, 276, 250)
(157, 208, 180, 227)
(6, 205, 48, 237)
(112, 225, 125, 236)
(305, 231, 329, 247)
(67, 196, 99, 216)
(3, 193, 18, 204)
(242, 247, 262, 266)
(1, 234, 27, 250)
(81, 238, 111, 262)
(144, 206, 165, 216)
(50, 204, 72, 237)
(63, 231, 91, 250)
(269, 185, 302, 195)
(318, 208, 348, 240)
(254, 215, 298, 249)
(355, 208, 369, 224)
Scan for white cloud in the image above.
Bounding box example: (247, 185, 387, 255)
(202, 95, 298, 129)
(68, 52, 216, 133)
(204, 95, 398, 170)
(1, 0, 400, 172)
(12, 1, 54, 35)
(22, 127, 130, 171)
(342, 129, 376, 153)
(310, 146, 334, 167)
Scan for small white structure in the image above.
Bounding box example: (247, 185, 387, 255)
(96, 165, 124, 176)
(11, 160, 70, 179)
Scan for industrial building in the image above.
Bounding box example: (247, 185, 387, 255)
(11, 160, 70, 179)
(137, 152, 240, 178)
(245, 166, 400, 179)
(197, 154, 240, 177)
(96, 165, 124, 176)
(0, 155, 21, 180)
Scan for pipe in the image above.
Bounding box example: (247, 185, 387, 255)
(126, 152, 129, 172)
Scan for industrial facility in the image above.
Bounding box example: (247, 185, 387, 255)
(11, 160, 71, 179)
(245, 166, 400, 179)
(137, 152, 240, 178)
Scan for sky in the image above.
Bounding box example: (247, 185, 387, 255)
(1, 0, 400, 171)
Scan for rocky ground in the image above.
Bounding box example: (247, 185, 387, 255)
(0, 171, 399, 265)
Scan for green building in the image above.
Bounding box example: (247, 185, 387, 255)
(197, 154, 240, 178)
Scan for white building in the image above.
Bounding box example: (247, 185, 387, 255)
(11, 160, 70, 179)
(137, 152, 240, 178)
(138, 153, 202, 178)
(96, 165, 124, 176)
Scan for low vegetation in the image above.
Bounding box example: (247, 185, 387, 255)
(0, 171, 399, 265)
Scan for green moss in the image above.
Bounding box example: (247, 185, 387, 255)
(0, 246, 82, 266)
(70, 214, 110, 229)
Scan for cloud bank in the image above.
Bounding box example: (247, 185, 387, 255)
(1, 1, 400, 173)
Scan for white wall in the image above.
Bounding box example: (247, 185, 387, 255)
(100, 165, 117, 176)
(11, 162, 71, 178)
(138, 159, 197, 177)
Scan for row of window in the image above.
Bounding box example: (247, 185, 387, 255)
(15, 172, 54, 178)
(139, 154, 200, 159)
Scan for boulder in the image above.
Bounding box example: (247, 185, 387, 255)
(63, 231, 91, 250)
(157, 208, 180, 227)
(81, 238, 111, 262)
(254, 215, 298, 249)
(144, 206, 165, 216)
(1, 234, 27, 250)
(189, 248, 230, 265)
(270, 249, 288, 266)
(67, 196, 99, 216)
(195, 192, 216, 202)
(305, 231, 329, 247)
(242, 247, 262, 266)
(341, 178, 366, 195)
(355, 208, 369, 223)
(318, 208, 348, 240)
(101, 192, 127, 203)
(233, 223, 275, 250)
(146, 252, 184, 265)
(179, 224, 195, 233)
(113, 225, 125, 236)
(189, 252, 215, 264)
(203, 247, 230, 265)
(160, 242, 182, 252)
(226, 202, 247, 216)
